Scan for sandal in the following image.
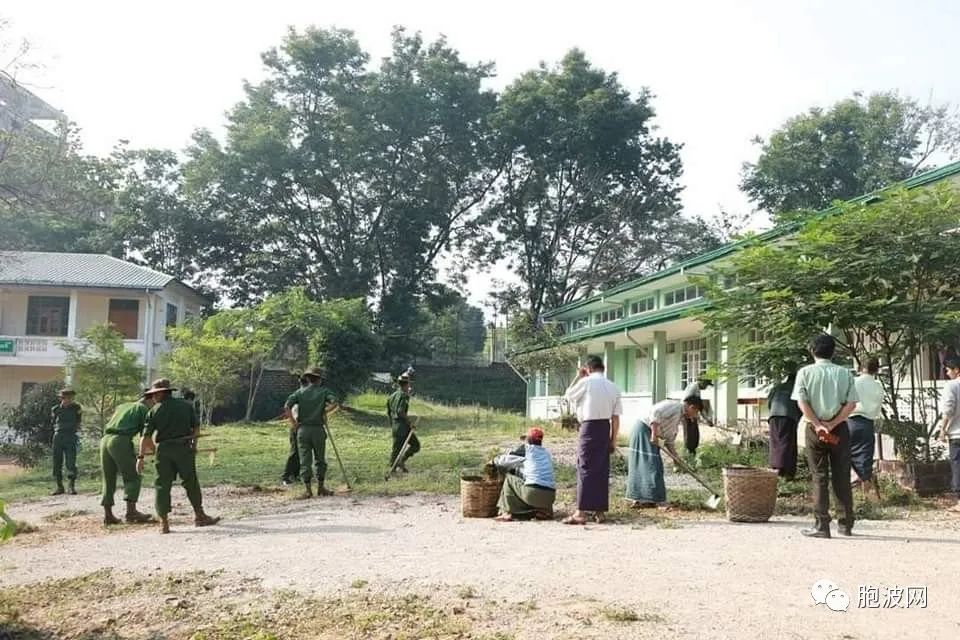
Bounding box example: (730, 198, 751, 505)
(592, 513, 606, 524)
(533, 510, 553, 521)
(493, 513, 514, 522)
(562, 515, 588, 525)
(629, 501, 657, 509)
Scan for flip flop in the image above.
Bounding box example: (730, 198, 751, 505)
(562, 515, 587, 525)
(493, 514, 514, 522)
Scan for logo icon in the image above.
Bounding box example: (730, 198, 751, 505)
(812, 579, 849, 612)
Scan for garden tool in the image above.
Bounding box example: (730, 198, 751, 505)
(636, 440, 722, 510)
(323, 418, 352, 493)
(385, 416, 421, 481)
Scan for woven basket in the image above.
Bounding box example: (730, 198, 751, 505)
(722, 466, 778, 522)
(460, 473, 503, 518)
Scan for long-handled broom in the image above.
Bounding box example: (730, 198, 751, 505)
(323, 415, 352, 493)
(384, 416, 420, 481)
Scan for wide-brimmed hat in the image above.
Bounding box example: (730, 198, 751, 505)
(142, 378, 177, 396)
(303, 366, 325, 380)
(396, 373, 411, 384)
(58, 388, 76, 397)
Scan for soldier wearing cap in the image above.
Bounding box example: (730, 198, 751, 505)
(284, 367, 338, 497)
(99, 389, 156, 525)
(136, 379, 219, 533)
(51, 388, 82, 495)
(387, 373, 420, 473)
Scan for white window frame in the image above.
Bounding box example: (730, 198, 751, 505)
(629, 296, 656, 315)
(681, 338, 708, 388)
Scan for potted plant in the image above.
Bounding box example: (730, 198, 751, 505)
(877, 417, 951, 496)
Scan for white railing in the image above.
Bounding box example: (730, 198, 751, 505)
(0, 336, 147, 364)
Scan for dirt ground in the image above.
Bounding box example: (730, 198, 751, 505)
(2, 488, 960, 640)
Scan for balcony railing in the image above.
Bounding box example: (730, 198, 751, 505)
(0, 336, 150, 364)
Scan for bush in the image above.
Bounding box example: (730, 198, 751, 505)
(1, 380, 63, 458)
(697, 441, 769, 470)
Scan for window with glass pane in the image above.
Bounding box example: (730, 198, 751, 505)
(681, 338, 708, 388)
(108, 299, 140, 339)
(630, 297, 655, 315)
(593, 308, 624, 325)
(165, 303, 178, 328)
(26, 296, 70, 336)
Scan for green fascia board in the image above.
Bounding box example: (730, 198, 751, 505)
(542, 159, 960, 320)
(515, 300, 710, 355)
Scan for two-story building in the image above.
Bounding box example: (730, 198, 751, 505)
(524, 160, 960, 433)
(0, 251, 208, 407)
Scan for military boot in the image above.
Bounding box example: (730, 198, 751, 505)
(316, 480, 333, 497)
(801, 518, 831, 539)
(103, 506, 122, 526)
(67, 479, 77, 495)
(160, 516, 171, 534)
(300, 482, 313, 499)
(124, 501, 153, 524)
(51, 482, 65, 496)
(194, 510, 221, 527)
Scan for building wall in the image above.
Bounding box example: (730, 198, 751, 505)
(0, 365, 62, 407)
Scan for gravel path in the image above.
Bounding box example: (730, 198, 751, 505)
(3, 490, 960, 639)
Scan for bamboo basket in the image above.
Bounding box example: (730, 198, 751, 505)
(722, 466, 778, 522)
(460, 473, 504, 518)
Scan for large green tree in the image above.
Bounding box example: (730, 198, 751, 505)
(699, 184, 960, 432)
(184, 27, 498, 325)
(480, 50, 687, 323)
(741, 91, 960, 217)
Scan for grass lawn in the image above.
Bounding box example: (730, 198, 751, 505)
(0, 392, 943, 521)
(0, 392, 555, 502)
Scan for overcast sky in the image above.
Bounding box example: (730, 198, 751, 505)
(4, 0, 959, 313)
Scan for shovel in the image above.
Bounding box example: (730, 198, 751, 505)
(657, 443, 722, 510)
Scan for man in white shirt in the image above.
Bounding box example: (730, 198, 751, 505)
(938, 356, 960, 512)
(848, 358, 884, 499)
(562, 355, 623, 525)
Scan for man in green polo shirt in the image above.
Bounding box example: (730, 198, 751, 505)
(136, 379, 220, 534)
(51, 388, 82, 496)
(791, 334, 859, 539)
(284, 367, 338, 498)
(100, 391, 156, 526)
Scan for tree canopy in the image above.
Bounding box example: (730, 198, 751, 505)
(741, 91, 960, 218)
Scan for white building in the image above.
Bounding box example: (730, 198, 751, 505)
(0, 251, 208, 407)
(524, 160, 960, 433)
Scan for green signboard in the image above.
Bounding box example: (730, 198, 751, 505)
(0, 338, 15, 355)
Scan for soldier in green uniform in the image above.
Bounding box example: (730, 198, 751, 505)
(284, 367, 337, 498)
(100, 390, 156, 525)
(51, 389, 82, 495)
(136, 379, 220, 534)
(387, 374, 420, 473)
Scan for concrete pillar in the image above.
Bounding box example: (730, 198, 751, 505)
(721, 332, 739, 426)
(624, 347, 634, 393)
(67, 289, 79, 339)
(603, 341, 616, 381)
(652, 330, 667, 402)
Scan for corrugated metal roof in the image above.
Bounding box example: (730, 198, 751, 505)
(0, 251, 175, 290)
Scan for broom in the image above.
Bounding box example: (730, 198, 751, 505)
(322, 406, 352, 494)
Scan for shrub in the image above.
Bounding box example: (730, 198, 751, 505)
(1, 380, 63, 464)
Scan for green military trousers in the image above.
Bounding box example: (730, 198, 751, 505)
(100, 434, 141, 507)
(154, 441, 203, 517)
(297, 424, 328, 484)
(390, 420, 421, 465)
(52, 431, 78, 483)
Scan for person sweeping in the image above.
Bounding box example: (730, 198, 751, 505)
(99, 389, 157, 525)
(625, 397, 703, 508)
(387, 373, 420, 473)
(284, 367, 338, 497)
